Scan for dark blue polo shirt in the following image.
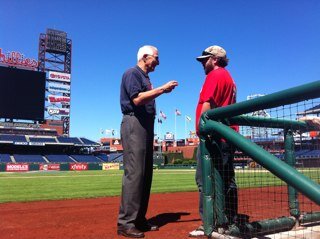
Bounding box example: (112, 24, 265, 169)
(120, 65, 156, 117)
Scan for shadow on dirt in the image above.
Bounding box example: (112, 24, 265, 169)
(148, 212, 200, 228)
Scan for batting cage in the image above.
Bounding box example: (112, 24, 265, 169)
(199, 80, 320, 238)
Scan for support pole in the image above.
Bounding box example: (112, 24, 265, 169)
(300, 212, 320, 224)
(210, 140, 228, 227)
(284, 129, 300, 218)
(200, 137, 214, 236)
(227, 217, 296, 237)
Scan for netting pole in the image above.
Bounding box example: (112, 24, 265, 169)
(227, 217, 296, 237)
(210, 140, 228, 228)
(200, 138, 229, 236)
(200, 137, 214, 236)
(284, 129, 300, 218)
(300, 212, 320, 224)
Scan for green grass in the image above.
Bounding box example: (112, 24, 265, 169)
(0, 170, 197, 203)
(236, 168, 320, 188)
(0, 169, 318, 203)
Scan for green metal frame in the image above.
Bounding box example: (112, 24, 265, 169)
(284, 129, 300, 218)
(204, 80, 320, 121)
(199, 80, 320, 237)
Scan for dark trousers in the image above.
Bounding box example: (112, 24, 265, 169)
(117, 114, 154, 230)
(195, 142, 238, 224)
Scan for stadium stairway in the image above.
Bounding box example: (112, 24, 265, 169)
(42, 155, 50, 163)
(69, 155, 103, 163)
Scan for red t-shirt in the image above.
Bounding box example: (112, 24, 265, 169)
(195, 68, 238, 135)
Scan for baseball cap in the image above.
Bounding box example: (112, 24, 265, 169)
(196, 45, 227, 62)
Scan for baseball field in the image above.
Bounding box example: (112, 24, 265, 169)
(1, 169, 319, 238)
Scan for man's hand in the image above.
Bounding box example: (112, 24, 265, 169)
(161, 80, 178, 93)
(133, 80, 178, 106)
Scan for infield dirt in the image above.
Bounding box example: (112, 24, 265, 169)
(1, 189, 319, 239)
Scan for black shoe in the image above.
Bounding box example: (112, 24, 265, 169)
(117, 227, 145, 238)
(136, 222, 159, 232)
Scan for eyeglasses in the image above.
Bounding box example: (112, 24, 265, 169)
(147, 54, 159, 62)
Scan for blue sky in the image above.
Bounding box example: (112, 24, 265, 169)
(1, 0, 320, 141)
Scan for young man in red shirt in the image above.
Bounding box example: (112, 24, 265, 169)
(189, 45, 238, 237)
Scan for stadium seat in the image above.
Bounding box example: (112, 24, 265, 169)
(0, 134, 27, 143)
(108, 153, 123, 162)
(57, 137, 82, 144)
(70, 155, 103, 163)
(80, 137, 99, 146)
(29, 137, 57, 143)
(14, 154, 46, 163)
(0, 154, 12, 163)
(95, 154, 109, 162)
(46, 155, 75, 163)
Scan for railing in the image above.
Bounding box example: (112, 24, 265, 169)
(199, 80, 320, 237)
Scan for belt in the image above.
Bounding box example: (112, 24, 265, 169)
(123, 112, 135, 116)
(123, 112, 155, 119)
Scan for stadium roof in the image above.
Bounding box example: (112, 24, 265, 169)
(297, 104, 320, 116)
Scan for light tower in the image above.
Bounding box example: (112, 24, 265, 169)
(38, 29, 72, 136)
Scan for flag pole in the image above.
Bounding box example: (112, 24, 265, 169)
(159, 119, 162, 154)
(174, 110, 177, 147)
(99, 128, 104, 143)
(157, 110, 160, 152)
(157, 119, 159, 141)
(184, 116, 187, 145)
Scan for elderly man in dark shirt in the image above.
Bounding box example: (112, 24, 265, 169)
(117, 45, 178, 238)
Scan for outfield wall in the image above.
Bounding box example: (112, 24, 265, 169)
(0, 162, 121, 172)
(0, 162, 200, 172)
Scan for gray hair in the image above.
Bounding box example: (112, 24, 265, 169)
(137, 45, 158, 62)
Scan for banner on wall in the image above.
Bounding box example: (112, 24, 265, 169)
(47, 107, 70, 116)
(69, 163, 88, 171)
(39, 164, 60, 171)
(102, 163, 119, 170)
(48, 95, 70, 105)
(48, 71, 71, 82)
(48, 82, 70, 94)
(6, 163, 29, 172)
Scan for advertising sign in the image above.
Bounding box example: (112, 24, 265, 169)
(6, 163, 29, 172)
(47, 107, 70, 116)
(48, 82, 70, 94)
(48, 71, 71, 82)
(39, 164, 60, 171)
(69, 163, 88, 171)
(29, 142, 45, 146)
(14, 142, 28, 145)
(102, 163, 120, 170)
(0, 48, 38, 69)
(0, 122, 39, 128)
(48, 95, 70, 105)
